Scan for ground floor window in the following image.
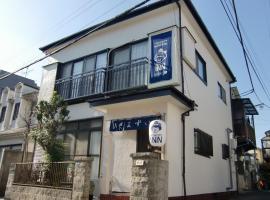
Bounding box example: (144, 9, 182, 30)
(58, 118, 103, 179)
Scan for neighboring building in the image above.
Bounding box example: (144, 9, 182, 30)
(0, 79, 38, 196)
(0, 71, 38, 159)
(231, 87, 259, 191)
(0, 70, 37, 97)
(36, 0, 237, 199)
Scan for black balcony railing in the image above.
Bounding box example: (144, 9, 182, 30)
(55, 57, 148, 100)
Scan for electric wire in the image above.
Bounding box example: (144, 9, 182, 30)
(0, 0, 151, 80)
(219, 0, 270, 107)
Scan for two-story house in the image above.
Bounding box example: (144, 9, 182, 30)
(36, 0, 237, 199)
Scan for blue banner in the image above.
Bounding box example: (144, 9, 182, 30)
(150, 31, 172, 83)
(109, 115, 161, 132)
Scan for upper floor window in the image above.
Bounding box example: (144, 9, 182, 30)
(218, 82, 226, 104)
(195, 51, 207, 84)
(109, 40, 148, 91)
(12, 103, 20, 120)
(194, 128, 213, 158)
(0, 106, 6, 123)
(111, 40, 147, 65)
(59, 51, 107, 80)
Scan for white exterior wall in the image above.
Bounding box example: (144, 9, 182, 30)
(180, 2, 237, 195)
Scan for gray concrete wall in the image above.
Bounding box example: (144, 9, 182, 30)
(130, 152, 168, 200)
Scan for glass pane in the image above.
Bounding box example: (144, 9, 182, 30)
(198, 60, 204, 80)
(90, 156, 100, 180)
(79, 120, 91, 130)
(90, 119, 102, 128)
(60, 63, 72, 78)
(64, 133, 76, 156)
(75, 131, 89, 155)
(89, 131, 101, 155)
(10, 145, 22, 150)
(131, 41, 147, 60)
(65, 122, 78, 131)
(84, 56, 96, 73)
(96, 53, 107, 69)
(112, 47, 130, 65)
(73, 61, 84, 75)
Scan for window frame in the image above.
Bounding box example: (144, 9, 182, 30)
(218, 82, 227, 104)
(58, 117, 103, 178)
(57, 49, 109, 80)
(0, 106, 7, 123)
(194, 128, 213, 158)
(195, 50, 207, 85)
(109, 38, 148, 66)
(12, 102, 20, 120)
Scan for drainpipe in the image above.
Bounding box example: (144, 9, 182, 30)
(226, 128, 233, 191)
(176, 1, 185, 93)
(176, 1, 194, 197)
(181, 106, 194, 197)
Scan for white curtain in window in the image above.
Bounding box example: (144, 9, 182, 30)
(131, 41, 147, 60)
(95, 53, 107, 93)
(130, 41, 147, 87)
(89, 131, 101, 155)
(71, 61, 83, 98)
(75, 131, 89, 155)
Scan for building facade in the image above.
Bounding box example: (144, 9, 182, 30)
(36, 0, 237, 198)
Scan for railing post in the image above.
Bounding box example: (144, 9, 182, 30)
(72, 156, 93, 200)
(4, 163, 16, 199)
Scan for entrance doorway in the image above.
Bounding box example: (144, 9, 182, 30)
(137, 128, 161, 155)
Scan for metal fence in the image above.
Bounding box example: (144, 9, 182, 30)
(55, 57, 148, 100)
(13, 162, 75, 189)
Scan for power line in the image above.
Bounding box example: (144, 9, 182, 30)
(219, 0, 270, 106)
(231, 0, 255, 91)
(0, 0, 151, 80)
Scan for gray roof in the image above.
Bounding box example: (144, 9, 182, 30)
(0, 70, 38, 91)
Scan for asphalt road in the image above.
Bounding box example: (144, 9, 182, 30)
(230, 191, 270, 200)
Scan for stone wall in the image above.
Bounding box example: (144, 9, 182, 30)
(5, 184, 72, 200)
(5, 157, 93, 200)
(130, 152, 168, 200)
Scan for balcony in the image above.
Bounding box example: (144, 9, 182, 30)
(233, 118, 256, 151)
(55, 57, 148, 101)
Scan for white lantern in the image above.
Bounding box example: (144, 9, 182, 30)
(149, 120, 166, 147)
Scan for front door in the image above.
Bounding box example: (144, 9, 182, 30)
(137, 128, 161, 154)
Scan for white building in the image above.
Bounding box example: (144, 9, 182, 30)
(0, 82, 38, 160)
(37, 0, 238, 199)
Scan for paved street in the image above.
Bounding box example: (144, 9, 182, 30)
(230, 191, 270, 200)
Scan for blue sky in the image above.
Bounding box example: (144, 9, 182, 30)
(0, 0, 269, 146)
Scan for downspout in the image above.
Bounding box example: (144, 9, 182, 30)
(226, 128, 233, 191)
(176, 1, 185, 93)
(176, 0, 190, 197)
(181, 107, 194, 197)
